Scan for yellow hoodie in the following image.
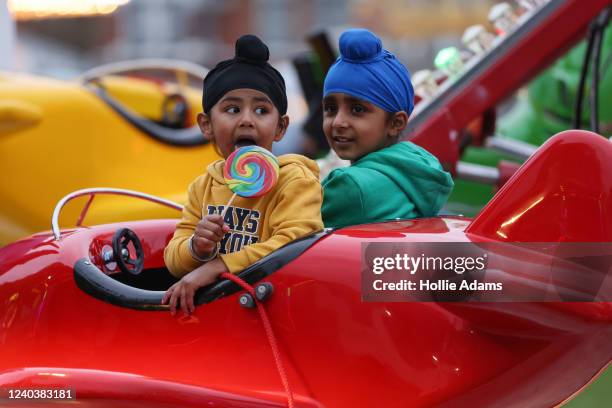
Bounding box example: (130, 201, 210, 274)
(164, 154, 323, 277)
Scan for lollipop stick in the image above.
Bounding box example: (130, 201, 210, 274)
(220, 193, 237, 219)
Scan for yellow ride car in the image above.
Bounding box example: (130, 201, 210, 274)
(0, 60, 220, 245)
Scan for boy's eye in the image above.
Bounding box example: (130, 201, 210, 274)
(254, 107, 268, 115)
(351, 104, 366, 114)
(323, 104, 337, 114)
(225, 106, 240, 114)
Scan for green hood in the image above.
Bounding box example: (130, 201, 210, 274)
(322, 142, 454, 228)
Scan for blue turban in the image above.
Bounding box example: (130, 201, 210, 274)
(323, 29, 414, 115)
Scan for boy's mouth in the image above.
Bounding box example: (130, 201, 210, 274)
(332, 135, 354, 144)
(235, 137, 257, 148)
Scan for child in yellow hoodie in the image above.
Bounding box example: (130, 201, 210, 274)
(163, 35, 323, 315)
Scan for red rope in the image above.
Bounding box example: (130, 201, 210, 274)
(220, 272, 294, 408)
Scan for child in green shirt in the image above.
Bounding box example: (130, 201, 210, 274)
(321, 29, 453, 228)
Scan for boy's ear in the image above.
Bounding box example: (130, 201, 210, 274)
(388, 111, 409, 138)
(274, 115, 290, 142)
(197, 112, 213, 140)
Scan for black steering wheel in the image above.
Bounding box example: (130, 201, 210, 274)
(112, 228, 144, 275)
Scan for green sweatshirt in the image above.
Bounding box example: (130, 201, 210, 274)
(322, 142, 454, 228)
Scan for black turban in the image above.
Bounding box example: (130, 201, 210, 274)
(203, 35, 287, 115)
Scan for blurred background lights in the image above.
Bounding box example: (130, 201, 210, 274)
(7, 0, 131, 20)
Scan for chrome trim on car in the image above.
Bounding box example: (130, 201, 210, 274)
(51, 188, 183, 240)
(78, 58, 208, 84)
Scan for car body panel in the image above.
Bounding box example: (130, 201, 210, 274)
(0, 71, 219, 245)
(1, 130, 610, 407)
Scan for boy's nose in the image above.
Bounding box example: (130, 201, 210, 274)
(332, 109, 349, 129)
(238, 111, 255, 127)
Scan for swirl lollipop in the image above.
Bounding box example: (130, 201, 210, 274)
(221, 145, 279, 216)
